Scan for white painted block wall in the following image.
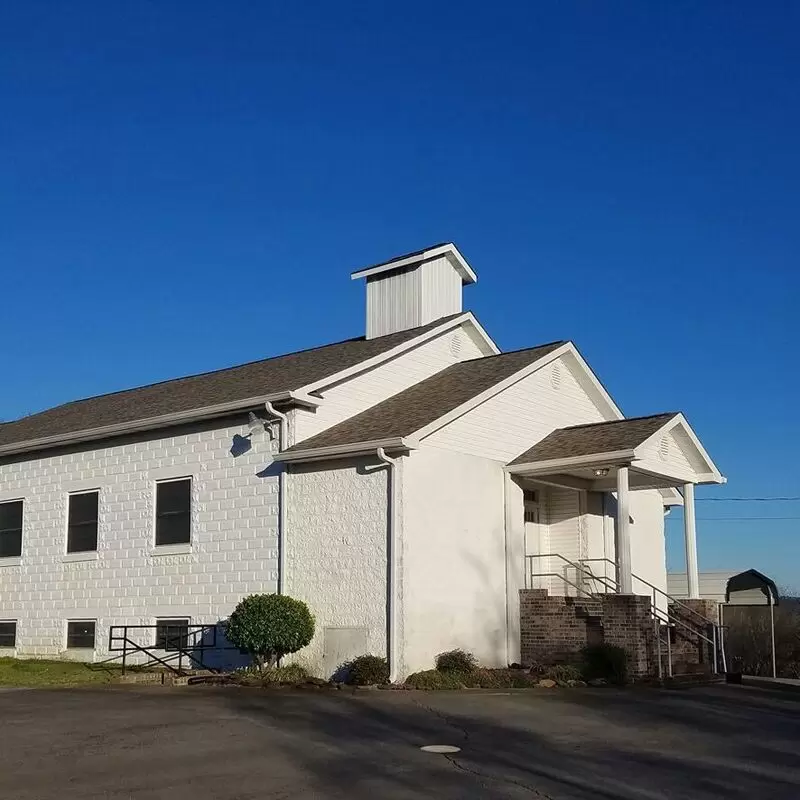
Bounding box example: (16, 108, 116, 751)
(401, 446, 507, 675)
(0, 417, 279, 661)
(285, 457, 389, 678)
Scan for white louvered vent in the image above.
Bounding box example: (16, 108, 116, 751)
(658, 436, 671, 461)
(550, 361, 562, 390)
(449, 333, 464, 359)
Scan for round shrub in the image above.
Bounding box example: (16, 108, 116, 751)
(226, 593, 314, 670)
(435, 649, 478, 673)
(346, 654, 390, 686)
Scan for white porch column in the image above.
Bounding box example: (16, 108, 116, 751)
(683, 482, 700, 599)
(616, 467, 633, 593)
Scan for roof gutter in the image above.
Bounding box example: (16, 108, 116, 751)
(274, 437, 419, 464)
(504, 449, 636, 475)
(0, 391, 320, 459)
(376, 447, 401, 683)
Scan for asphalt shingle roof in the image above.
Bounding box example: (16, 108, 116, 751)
(0, 314, 464, 450)
(507, 413, 679, 466)
(283, 341, 566, 453)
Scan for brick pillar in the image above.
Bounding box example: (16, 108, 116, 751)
(668, 599, 719, 674)
(600, 594, 657, 680)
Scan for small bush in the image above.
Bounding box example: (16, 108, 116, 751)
(541, 664, 583, 684)
(346, 655, 390, 686)
(581, 644, 628, 685)
(263, 663, 310, 684)
(226, 593, 315, 671)
(405, 667, 539, 690)
(405, 669, 466, 689)
(435, 649, 478, 673)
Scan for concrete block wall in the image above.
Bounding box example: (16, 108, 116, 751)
(0, 415, 279, 662)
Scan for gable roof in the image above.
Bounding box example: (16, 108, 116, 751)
(507, 413, 679, 466)
(281, 341, 566, 455)
(0, 314, 465, 453)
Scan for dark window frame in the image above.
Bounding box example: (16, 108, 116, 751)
(67, 491, 99, 554)
(0, 621, 17, 648)
(154, 618, 190, 651)
(155, 478, 192, 546)
(66, 620, 96, 649)
(0, 499, 23, 559)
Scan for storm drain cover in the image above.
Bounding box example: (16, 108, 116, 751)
(420, 745, 461, 754)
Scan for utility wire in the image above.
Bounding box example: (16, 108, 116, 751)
(698, 496, 800, 502)
(666, 516, 800, 522)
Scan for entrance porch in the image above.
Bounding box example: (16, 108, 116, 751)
(504, 412, 726, 678)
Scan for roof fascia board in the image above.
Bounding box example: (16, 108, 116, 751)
(0, 390, 319, 459)
(351, 243, 477, 284)
(635, 412, 724, 482)
(275, 437, 419, 464)
(411, 343, 572, 442)
(505, 449, 636, 475)
(300, 312, 498, 396)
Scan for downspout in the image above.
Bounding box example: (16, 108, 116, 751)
(264, 401, 289, 595)
(376, 447, 399, 683)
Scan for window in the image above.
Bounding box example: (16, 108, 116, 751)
(67, 491, 99, 553)
(155, 479, 191, 546)
(0, 622, 16, 648)
(155, 619, 189, 651)
(66, 620, 96, 649)
(0, 500, 23, 558)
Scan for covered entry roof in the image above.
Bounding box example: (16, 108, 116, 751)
(508, 414, 677, 465)
(506, 412, 724, 488)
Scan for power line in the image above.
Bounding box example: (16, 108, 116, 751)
(666, 516, 800, 522)
(698, 496, 800, 502)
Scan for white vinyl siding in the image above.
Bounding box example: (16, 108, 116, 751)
(637, 426, 709, 480)
(293, 324, 485, 443)
(424, 353, 610, 461)
(366, 255, 463, 339)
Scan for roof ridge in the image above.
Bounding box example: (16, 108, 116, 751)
(558, 412, 680, 432)
(461, 339, 568, 363)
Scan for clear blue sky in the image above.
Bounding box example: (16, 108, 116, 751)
(1, 2, 798, 587)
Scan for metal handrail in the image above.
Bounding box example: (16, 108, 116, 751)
(578, 557, 720, 670)
(579, 557, 719, 629)
(526, 553, 618, 595)
(108, 624, 223, 676)
(531, 553, 721, 672)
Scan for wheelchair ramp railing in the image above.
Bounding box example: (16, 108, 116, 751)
(105, 624, 224, 676)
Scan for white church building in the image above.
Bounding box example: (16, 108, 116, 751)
(0, 243, 724, 678)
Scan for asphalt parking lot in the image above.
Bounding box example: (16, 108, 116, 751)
(1, 683, 798, 799)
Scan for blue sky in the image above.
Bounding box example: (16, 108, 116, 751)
(1, 2, 798, 587)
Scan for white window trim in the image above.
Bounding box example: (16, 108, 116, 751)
(0, 497, 24, 561)
(152, 476, 193, 550)
(65, 488, 101, 556)
(65, 619, 97, 651)
(0, 619, 17, 650)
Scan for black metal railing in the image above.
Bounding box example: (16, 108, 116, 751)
(107, 624, 222, 676)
